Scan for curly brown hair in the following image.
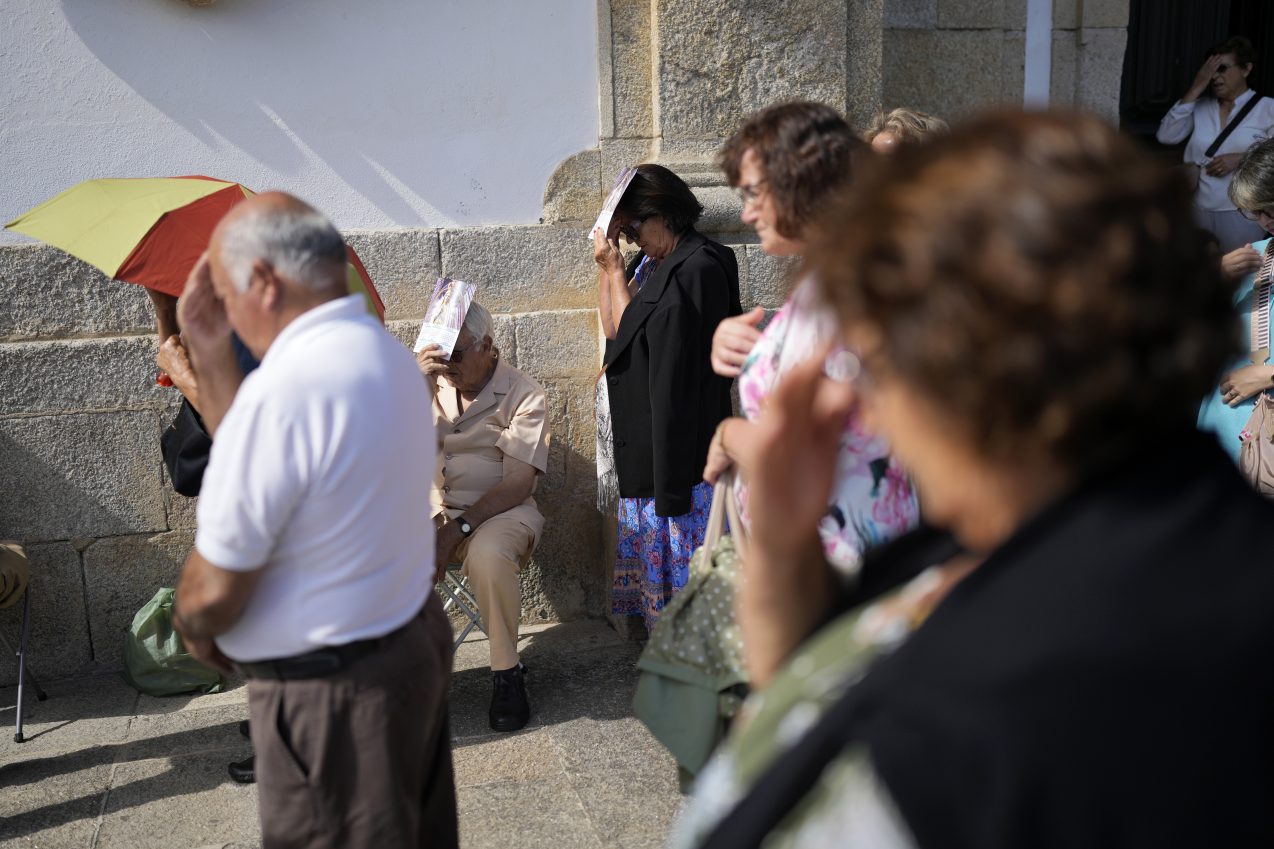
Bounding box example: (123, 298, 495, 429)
(809, 109, 1237, 469)
(718, 101, 866, 240)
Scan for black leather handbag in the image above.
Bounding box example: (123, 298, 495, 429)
(160, 399, 212, 497)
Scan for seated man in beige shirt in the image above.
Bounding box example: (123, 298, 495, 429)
(416, 301, 550, 732)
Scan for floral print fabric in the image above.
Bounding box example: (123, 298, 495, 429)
(612, 481, 714, 631)
(667, 603, 918, 849)
(735, 278, 920, 572)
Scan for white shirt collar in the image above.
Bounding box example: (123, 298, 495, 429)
(261, 294, 367, 366)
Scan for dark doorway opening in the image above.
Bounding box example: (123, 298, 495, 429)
(1121, 0, 1274, 147)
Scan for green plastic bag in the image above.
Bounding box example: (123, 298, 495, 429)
(122, 587, 224, 696)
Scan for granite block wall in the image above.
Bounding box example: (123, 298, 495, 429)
(0, 223, 795, 685)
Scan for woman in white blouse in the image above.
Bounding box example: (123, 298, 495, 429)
(1157, 36, 1274, 251)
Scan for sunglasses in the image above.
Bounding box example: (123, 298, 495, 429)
(619, 217, 648, 242)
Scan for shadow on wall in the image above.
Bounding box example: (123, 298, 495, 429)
(0, 417, 165, 547)
(0, 426, 196, 686)
(0, 304, 609, 686)
(53, 0, 597, 228)
(512, 433, 608, 635)
(0, 411, 610, 686)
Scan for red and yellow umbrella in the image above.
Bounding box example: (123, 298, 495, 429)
(4, 176, 385, 320)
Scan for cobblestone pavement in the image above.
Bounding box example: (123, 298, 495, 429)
(0, 620, 682, 849)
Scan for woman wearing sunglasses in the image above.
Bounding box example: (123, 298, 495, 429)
(1157, 36, 1274, 252)
(591, 163, 742, 630)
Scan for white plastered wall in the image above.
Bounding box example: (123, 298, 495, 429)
(1, 0, 600, 243)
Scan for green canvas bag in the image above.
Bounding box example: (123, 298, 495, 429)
(634, 471, 750, 783)
(122, 587, 224, 696)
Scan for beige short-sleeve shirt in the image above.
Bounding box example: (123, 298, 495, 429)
(430, 360, 550, 541)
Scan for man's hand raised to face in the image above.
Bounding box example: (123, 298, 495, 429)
(177, 254, 233, 360)
(174, 253, 243, 436)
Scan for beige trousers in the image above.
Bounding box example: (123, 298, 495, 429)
(455, 515, 536, 671)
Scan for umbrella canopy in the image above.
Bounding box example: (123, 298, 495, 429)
(6, 176, 250, 297)
(5, 176, 385, 321)
(344, 244, 385, 322)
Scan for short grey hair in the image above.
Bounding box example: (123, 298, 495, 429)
(218, 203, 347, 293)
(462, 301, 493, 342)
(1230, 138, 1274, 212)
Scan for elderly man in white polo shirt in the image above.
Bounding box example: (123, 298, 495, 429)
(170, 192, 456, 849)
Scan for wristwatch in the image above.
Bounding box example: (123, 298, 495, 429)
(456, 515, 475, 538)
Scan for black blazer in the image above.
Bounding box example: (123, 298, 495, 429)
(603, 229, 741, 517)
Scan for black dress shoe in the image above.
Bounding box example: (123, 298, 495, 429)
(238, 720, 250, 739)
(489, 663, 530, 732)
(228, 755, 256, 784)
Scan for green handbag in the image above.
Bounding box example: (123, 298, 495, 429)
(634, 471, 750, 783)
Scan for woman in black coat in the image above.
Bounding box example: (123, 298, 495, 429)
(592, 164, 741, 629)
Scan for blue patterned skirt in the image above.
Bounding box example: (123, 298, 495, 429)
(612, 481, 714, 632)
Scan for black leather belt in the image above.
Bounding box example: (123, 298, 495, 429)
(237, 626, 402, 680)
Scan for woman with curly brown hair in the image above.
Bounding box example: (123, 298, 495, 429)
(674, 110, 1274, 849)
(705, 101, 920, 573)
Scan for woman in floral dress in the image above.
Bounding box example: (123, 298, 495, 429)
(704, 101, 923, 571)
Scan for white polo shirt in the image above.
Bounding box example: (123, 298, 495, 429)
(195, 295, 436, 662)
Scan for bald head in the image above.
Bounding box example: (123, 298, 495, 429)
(214, 192, 347, 295)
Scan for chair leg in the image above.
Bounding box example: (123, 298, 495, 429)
(439, 580, 482, 652)
(14, 589, 33, 743)
(451, 581, 483, 627)
(439, 568, 487, 654)
(0, 625, 44, 702)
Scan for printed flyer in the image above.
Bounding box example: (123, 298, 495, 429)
(590, 166, 637, 240)
(412, 277, 476, 356)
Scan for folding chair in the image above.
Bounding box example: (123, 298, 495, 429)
(437, 562, 486, 653)
(1, 541, 48, 744)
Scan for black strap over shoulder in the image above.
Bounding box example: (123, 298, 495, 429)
(1205, 93, 1262, 158)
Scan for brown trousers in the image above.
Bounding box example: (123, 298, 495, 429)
(247, 593, 457, 849)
